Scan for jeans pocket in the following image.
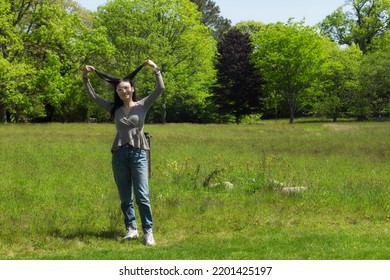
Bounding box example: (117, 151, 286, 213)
(112, 148, 124, 165)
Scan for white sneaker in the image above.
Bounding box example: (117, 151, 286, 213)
(144, 230, 156, 246)
(123, 227, 139, 240)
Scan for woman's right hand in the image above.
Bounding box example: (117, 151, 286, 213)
(83, 65, 95, 77)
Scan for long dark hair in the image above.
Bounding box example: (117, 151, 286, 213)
(94, 64, 145, 118)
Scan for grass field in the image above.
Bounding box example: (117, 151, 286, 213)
(0, 121, 389, 260)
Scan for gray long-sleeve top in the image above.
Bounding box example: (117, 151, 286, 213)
(83, 69, 165, 152)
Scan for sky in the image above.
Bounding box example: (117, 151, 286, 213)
(76, 0, 346, 26)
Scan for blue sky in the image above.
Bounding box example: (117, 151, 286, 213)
(76, 0, 346, 26)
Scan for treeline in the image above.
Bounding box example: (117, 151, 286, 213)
(1, 0, 389, 124)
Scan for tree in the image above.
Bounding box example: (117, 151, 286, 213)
(0, 0, 34, 122)
(24, 0, 115, 122)
(96, 0, 216, 123)
(1, 0, 114, 122)
(320, 0, 390, 53)
(313, 45, 362, 121)
(252, 21, 330, 124)
(357, 46, 390, 118)
(211, 28, 263, 124)
(189, 0, 231, 40)
(235, 20, 267, 35)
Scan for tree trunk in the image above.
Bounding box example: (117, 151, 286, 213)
(288, 93, 296, 124)
(0, 103, 6, 124)
(235, 113, 240, 124)
(289, 110, 294, 124)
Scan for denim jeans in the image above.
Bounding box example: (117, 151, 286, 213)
(112, 144, 152, 233)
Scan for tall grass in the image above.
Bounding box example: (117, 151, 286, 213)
(0, 121, 389, 259)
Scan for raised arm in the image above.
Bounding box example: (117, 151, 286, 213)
(142, 59, 165, 110)
(82, 65, 112, 113)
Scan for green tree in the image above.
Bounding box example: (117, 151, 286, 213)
(0, 0, 114, 122)
(0, 0, 34, 122)
(252, 21, 330, 124)
(357, 46, 390, 118)
(313, 44, 362, 121)
(24, 0, 114, 121)
(235, 20, 267, 35)
(320, 0, 390, 53)
(211, 28, 264, 124)
(96, 0, 216, 123)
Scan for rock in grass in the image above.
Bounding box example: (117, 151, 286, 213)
(209, 181, 234, 190)
(280, 186, 307, 194)
(223, 181, 234, 190)
(271, 179, 307, 194)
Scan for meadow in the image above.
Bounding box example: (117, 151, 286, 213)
(0, 121, 389, 260)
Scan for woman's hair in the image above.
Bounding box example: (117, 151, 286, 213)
(94, 64, 145, 118)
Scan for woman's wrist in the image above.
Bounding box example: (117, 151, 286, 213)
(153, 66, 161, 74)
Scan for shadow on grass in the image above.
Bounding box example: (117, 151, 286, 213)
(48, 228, 123, 241)
(293, 117, 389, 124)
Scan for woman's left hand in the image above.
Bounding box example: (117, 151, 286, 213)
(144, 59, 158, 70)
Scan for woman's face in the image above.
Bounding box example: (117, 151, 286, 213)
(116, 81, 134, 101)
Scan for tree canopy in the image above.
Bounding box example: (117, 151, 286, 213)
(320, 0, 390, 53)
(0, 0, 389, 124)
(189, 0, 231, 40)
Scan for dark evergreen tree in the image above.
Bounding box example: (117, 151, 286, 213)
(211, 28, 264, 123)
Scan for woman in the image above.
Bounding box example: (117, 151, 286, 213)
(82, 59, 164, 246)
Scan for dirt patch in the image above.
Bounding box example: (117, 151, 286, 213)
(324, 123, 356, 132)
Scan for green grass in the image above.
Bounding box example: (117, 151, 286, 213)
(0, 121, 389, 259)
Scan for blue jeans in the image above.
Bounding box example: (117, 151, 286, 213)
(112, 144, 152, 233)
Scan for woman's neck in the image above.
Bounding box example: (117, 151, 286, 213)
(122, 100, 134, 108)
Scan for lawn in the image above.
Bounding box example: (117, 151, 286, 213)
(0, 121, 389, 259)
